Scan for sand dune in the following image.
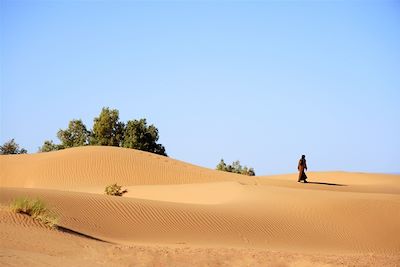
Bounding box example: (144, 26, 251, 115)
(123, 181, 245, 204)
(259, 172, 400, 194)
(0, 146, 254, 189)
(1, 146, 399, 266)
(1, 185, 399, 254)
(2, 208, 398, 267)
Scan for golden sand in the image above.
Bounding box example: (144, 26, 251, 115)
(1, 146, 399, 266)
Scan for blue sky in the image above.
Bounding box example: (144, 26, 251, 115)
(1, 1, 399, 175)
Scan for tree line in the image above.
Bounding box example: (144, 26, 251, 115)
(1, 107, 167, 156)
(2, 108, 257, 176)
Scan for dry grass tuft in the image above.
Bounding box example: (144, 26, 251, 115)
(10, 197, 59, 228)
(105, 183, 128, 196)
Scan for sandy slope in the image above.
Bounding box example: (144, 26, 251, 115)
(0, 208, 110, 267)
(1, 146, 399, 266)
(2, 209, 398, 267)
(0, 146, 254, 189)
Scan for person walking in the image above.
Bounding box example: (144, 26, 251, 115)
(298, 155, 308, 183)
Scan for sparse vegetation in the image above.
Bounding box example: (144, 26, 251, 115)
(0, 139, 27, 154)
(10, 197, 58, 228)
(105, 183, 128, 196)
(216, 159, 256, 176)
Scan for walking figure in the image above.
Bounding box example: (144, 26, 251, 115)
(298, 155, 308, 183)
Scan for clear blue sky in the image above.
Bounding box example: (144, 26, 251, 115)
(1, 1, 399, 175)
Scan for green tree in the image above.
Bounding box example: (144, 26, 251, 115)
(90, 107, 124, 146)
(39, 140, 63, 152)
(57, 119, 90, 148)
(122, 119, 167, 156)
(0, 139, 27, 155)
(39, 107, 167, 156)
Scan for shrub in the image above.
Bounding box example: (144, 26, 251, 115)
(10, 197, 58, 228)
(105, 183, 128, 196)
(216, 159, 256, 176)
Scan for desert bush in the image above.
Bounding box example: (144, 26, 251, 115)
(10, 197, 58, 228)
(216, 159, 256, 176)
(105, 183, 128, 196)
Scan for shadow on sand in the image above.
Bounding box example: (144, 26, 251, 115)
(57, 226, 109, 243)
(306, 181, 346, 186)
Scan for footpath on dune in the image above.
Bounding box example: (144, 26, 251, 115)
(1, 146, 400, 256)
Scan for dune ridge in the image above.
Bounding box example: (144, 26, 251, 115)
(0, 146, 254, 189)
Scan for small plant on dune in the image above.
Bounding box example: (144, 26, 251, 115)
(216, 159, 256, 176)
(10, 197, 59, 228)
(105, 183, 128, 196)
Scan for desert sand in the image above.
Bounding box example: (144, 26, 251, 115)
(1, 146, 399, 266)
